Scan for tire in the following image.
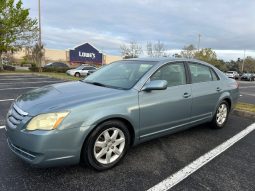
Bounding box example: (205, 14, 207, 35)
(211, 100, 229, 129)
(82, 120, 130, 171)
(75, 72, 81, 77)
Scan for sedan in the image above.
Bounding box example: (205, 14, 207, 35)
(225, 71, 239, 79)
(44, 62, 69, 69)
(66, 65, 97, 77)
(6, 58, 239, 170)
(240, 73, 255, 81)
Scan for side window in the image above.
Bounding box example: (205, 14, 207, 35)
(150, 63, 186, 87)
(210, 68, 219, 81)
(189, 63, 213, 83)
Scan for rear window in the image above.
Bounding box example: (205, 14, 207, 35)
(189, 63, 213, 83)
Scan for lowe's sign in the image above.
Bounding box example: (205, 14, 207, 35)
(69, 43, 103, 63)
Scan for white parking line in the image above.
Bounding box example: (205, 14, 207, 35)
(0, 76, 35, 78)
(240, 93, 255, 97)
(239, 86, 255, 89)
(0, 99, 14, 102)
(0, 126, 5, 129)
(0, 78, 50, 81)
(147, 123, 255, 191)
(0, 87, 38, 91)
(0, 80, 62, 85)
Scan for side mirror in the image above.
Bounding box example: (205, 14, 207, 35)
(142, 80, 168, 91)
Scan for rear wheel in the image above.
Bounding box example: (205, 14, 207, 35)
(82, 120, 130, 171)
(75, 72, 81, 77)
(211, 101, 229, 129)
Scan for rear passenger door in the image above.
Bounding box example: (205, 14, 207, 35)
(187, 62, 221, 121)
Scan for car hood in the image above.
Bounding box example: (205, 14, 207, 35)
(15, 81, 124, 116)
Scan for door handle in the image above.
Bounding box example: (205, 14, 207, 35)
(183, 92, 191, 98)
(216, 87, 222, 92)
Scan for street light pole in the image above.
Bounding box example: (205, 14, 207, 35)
(38, 0, 42, 70)
(197, 34, 201, 51)
(241, 49, 246, 73)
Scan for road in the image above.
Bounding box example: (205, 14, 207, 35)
(0, 74, 254, 191)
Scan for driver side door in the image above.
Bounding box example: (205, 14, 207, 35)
(138, 62, 192, 139)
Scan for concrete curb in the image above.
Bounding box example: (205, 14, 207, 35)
(232, 109, 255, 120)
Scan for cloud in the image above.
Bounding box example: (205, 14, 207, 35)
(22, 0, 255, 59)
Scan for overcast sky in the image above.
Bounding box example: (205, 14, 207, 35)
(23, 0, 255, 60)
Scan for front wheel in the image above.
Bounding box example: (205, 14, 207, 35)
(211, 101, 229, 129)
(82, 120, 130, 171)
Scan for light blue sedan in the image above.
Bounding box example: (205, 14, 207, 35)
(6, 58, 239, 170)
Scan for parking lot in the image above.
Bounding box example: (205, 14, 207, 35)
(0, 74, 254, 191)
(238, 80, 255, 104)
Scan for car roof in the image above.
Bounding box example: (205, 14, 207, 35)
(124, 57, 213, 67)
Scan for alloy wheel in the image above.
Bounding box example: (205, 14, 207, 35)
(93, 128, 125, 164)
(216, 103, 228, 125)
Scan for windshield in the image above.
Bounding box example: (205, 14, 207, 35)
(83, 60, 156, 89)
(75, 65, 85, 70)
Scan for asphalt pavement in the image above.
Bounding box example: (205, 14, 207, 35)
(238, 80, 255, 104)
(0, 74, 254, 191)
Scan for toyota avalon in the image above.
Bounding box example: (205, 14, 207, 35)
(6, 58, 239, 170)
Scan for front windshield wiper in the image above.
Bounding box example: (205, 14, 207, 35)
(85, 81, 107, 87)
(84, 80, 126, 90)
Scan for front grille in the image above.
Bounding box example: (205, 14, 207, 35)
(7, 104, 28, 129)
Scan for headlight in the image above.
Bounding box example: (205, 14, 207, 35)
(26, 112, 69, 131)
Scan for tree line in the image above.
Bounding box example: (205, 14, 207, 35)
(120, 42, 255, 73)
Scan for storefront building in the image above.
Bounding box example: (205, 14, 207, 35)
(13, 42, 122, 67)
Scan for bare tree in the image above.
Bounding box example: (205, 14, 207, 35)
(146, 42, 153, 57)
(120, 41, 142, 59)
(146, 41, 166, 57)
(153, 40, 166, 57)
(180, 44, 196, 58)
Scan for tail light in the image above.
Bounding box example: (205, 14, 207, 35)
(235, 81, 239, 88)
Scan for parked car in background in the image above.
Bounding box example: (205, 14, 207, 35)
(86, 65, 106, 76)
(66, 64, 97, 77)
(44, 62, 69, 69)
(87, 69, 97, 76)
(240, 73, 255, 81)
(43, 62, 69, 73)
(225, 71, 239, 79)
(2, 64, 15, 71)
(6, 58, 239, 170)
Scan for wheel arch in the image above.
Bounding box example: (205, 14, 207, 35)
(214, 94, 232, 116)
(80, 115, 137, 161)
(92, 116, 136, 146)
(223, 97, 232, 110)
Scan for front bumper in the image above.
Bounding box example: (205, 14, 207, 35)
(6, 125, 86, 167)
(5, 103, 90, 167)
